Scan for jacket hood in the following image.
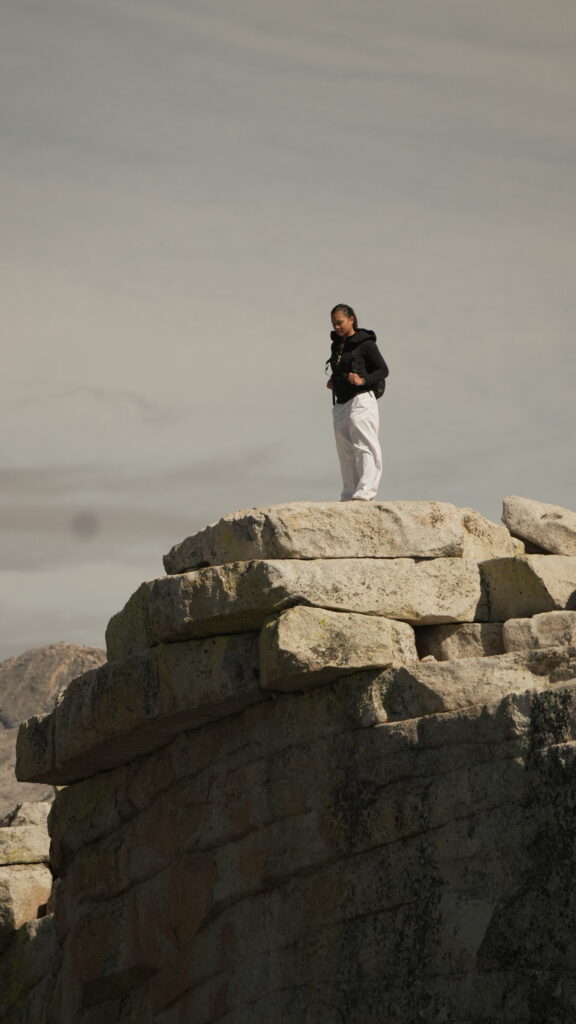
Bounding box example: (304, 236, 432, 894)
(330, 328, 376, 349)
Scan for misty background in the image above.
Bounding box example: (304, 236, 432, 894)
(2, 0, 575, 660)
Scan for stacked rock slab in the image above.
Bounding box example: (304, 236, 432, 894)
(0, 802, 51, 954)
(0, 802, 57, 1024)
(12, 499, 576, 1024)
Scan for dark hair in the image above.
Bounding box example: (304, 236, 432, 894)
(331, 303, 358, 331)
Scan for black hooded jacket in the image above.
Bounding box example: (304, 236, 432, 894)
(328, 329, 389, 405)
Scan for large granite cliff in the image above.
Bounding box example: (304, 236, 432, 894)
(4, 496, 576, 1023)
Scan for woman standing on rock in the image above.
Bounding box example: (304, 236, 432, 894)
(326, 303, 389, 501)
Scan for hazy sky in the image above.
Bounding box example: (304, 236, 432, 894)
(2, 0, 575, 660)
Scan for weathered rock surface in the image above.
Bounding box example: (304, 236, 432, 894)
(17, 634, 264, 786)
(503, 610, 576, 652)
(381, 646, 576, 721)
(0, 802, 51, 828)
(416, 622, 505, 660)
(108, 553, 576, 665)
(46, 673, 394, 876)
(107, 558, 485, 661)
(0, 643, 106, 818)
(163, 500, 521, 573)
(503, 495, 576, 555)
(42, 673, 576, 1023)
(0, 824, 50, 866)
(461, 506, 524, 560)
(0, 865, 52, 954)
(260, 606, 418, 690)
(0, 730, 53, 823)
(481, 554, 576, 620)
(7, 497, 576, 1023)
(0, 799, 52, 956)
(0, 916, 60, 1024)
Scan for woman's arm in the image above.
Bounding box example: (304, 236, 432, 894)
(361, 341, 389, 387)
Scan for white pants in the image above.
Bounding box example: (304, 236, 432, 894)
(332, 392, 382, 501)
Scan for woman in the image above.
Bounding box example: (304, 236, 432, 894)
(327, 303, 389, 501)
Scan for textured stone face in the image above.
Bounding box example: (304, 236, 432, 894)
(107, 557, 485, 661)
(17, 635, 263, 786)
(0, 796, 53, 962)
(44, 676, 576, 1023)
(260, 606, 418, 690)
(416, 622, 505, 660)
(461, 507, 524, 560)
(380, 646, 576, 721)
(163, 501, 467, 570)
(480, 554, 576, 620)
(503, 610, 576, 652)
(0, 801, 51, 828)
(46, 675, 393, 876)
(0, 917, 60, 1024)
(163, 500, 521, 573)
(0, 864, 52, 954)
(8, 497, 576, 1024)
(103, 581, 155, 663)
(503, 495, 576, 555)
(14, 715, 55, 792)
(0, 825, 50, 866)
(0, 643, 106, 819)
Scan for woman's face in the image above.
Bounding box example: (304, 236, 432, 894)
(331, 310, 356, 339)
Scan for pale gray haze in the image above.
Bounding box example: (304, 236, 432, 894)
(2, 0, 575, 659)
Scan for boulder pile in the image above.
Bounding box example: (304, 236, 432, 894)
(7, 495, 576, 1023)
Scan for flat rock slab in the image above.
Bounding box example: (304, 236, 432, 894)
(107, 558, 486, 662)
(381, 646, 576, 722)
(16, 634, 264, 787)
(503, 496, 576, 556)
(0, 864, 52, 953)
(260, 606, 418, 691)
(0, 728, 55, 822)
(503, 611, 576, 653)
(163, 501, 521, 573)
(416, 623, 505, 661)
(0, 825, 50, 866)
(1, 802, 51, 828)
(481, 555, 576, 621)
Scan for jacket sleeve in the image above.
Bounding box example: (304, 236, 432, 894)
(361, 341, 389, 387)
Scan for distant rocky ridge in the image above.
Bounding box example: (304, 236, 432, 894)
(4, 495, 576, 1023)
(0, 643, 106, 819)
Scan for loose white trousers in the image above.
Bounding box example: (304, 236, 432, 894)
(332, 392, 382, 501)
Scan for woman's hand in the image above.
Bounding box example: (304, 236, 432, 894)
(347, 372, 365, 386)
(327, 380, 334, 389)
